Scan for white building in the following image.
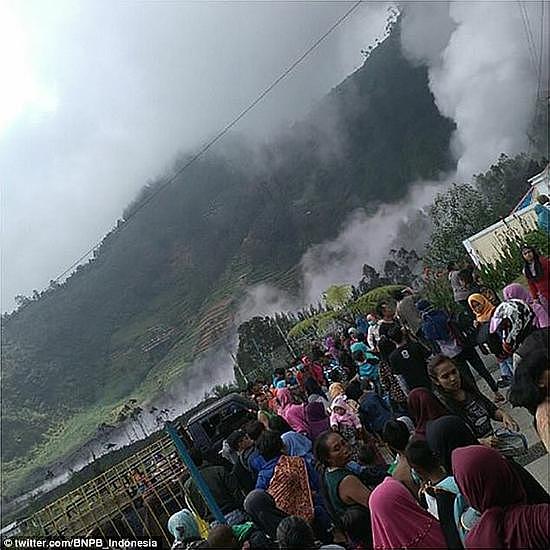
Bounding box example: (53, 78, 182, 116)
(463, 164, 549, 267)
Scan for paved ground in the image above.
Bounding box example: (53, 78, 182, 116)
(474, 358, 549, 492)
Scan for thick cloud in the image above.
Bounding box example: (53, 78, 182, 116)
(1, 0, 389, 311)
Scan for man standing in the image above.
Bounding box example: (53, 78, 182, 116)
(388, 326, 431, 391)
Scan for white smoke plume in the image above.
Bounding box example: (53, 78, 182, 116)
(400, 0, 547, 178)
(236, 284, 298, 323)
(299, 178, 445, 304)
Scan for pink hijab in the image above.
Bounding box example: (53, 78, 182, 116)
(451, 445, 550, 549)
(277, 388, 307, 434)
(370, 477, 446, 549)
(503, 283, 549, 328)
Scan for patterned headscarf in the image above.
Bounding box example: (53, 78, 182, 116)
(490, 299, 534, 352)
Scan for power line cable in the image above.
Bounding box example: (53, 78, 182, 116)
(50, 0, 364, 285)
(517, 0, 539, 76)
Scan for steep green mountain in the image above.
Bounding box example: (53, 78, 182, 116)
(1, 23, 455, 498)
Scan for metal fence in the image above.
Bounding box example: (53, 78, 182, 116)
(17, 431, 195, 547)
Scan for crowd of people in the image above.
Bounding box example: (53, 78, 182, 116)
(166, 243, 549, 549)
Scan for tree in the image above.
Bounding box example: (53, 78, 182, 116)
(426, 184, 495, 266)
(474, 153, 546, 219)
(322, 284, 353, 310)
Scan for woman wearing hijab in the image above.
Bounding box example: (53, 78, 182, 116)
(304, 400, 330, 442)
(426, 415, 477, 473)
(521, 244, 550, 311)
(489, 299, 539, 369)
(428, 415, 549, 505)
(468, 293, 512, 394)
(504, 282, 550, 328)
(369, 476, 447, 549)
(452, 445, 549, 549)
(167, 509, 204, 549)
(276, 388, 308, 435)
(407, 387, 448, 440)
(304, 377, 330, 412)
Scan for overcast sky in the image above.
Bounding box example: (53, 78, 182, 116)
(0, 0, 390, 311)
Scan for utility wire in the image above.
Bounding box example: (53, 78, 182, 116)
(50, 1, 363, 285)
(517, 0, 539, 77)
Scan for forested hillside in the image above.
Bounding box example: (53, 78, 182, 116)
(1, 22, 455, 498)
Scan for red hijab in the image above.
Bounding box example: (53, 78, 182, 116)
(452, 445, 548, 549)
(407, 388, 448, 439)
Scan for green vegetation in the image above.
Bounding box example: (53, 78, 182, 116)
(288, 285, 404, 339)
(1, 21, 456, 500)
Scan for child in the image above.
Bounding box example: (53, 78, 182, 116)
(330, 395, 362, 461)
(352, 349, 382, 395)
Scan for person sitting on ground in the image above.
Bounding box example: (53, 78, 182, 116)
(339, 506, 373, 550)
(357, 381, 392, 435)
(276, 387, 308, 435)
(407, 387, 448, 440)
(226, 429, 261, 494)
(452, 445, 550, 549)
(305, 400, 331, 442)
(244, 420, 267, 474)
(255, 430, 322, 529)
(405, 439, 473, 548)
(314, 432, 372, 519)
(276, 516, 345, 550)
(304, 377, 330, 412)
(256, 430, 329, 540)
(427, 414, 549, 506)
(381, 419, 417, 496)
(510, 348, 550, 453)
(427, 354, 519, 444)
(207, 523, 275, 550)
(167, 509, 205, 549)
(184, 447, 246, 526)
(425, 415, 477, 474)
(268, 415, 315, 470)
(369, 476, 447, 549)
(388, 326, 431, 391)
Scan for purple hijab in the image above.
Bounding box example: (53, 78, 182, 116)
(503, 283, 549, 328)
(304, 401, 330, 441)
